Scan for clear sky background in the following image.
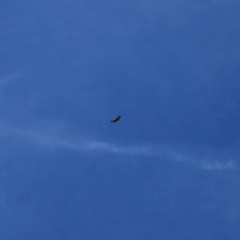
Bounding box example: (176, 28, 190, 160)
(0, 1, 240, 239)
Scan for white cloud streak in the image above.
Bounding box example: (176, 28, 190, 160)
(200, 161, 236, 170)
(1, 124, 235, 171)
(0, 74, 23, 86)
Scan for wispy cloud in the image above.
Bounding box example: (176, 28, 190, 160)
(200, 161, 235, 170)
(0, 123, 237, 171)
(0, 74, 23, 86)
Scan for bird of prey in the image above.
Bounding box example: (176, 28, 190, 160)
(111, 115, 121, 123)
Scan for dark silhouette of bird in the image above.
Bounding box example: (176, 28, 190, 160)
(111, 115, 121, 123)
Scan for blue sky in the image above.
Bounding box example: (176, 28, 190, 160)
(0, 1, 240, 239)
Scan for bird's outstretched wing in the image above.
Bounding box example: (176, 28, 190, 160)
(111, 115, 121, 123)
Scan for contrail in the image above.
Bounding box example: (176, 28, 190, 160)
(0, 73, 23, 85)
(0, 123, 237, 171)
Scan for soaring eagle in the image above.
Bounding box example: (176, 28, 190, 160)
(111, 115, 121, 123)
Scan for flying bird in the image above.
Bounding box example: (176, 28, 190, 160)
(111, 115, 121, 123)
